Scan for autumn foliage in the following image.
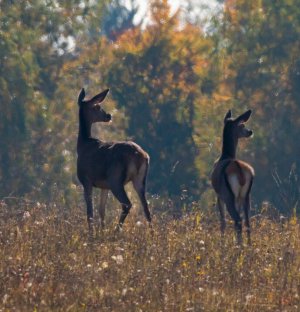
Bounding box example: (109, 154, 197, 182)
(1, 0, 300, 213)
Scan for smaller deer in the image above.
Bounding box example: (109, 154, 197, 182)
(211, 110, 254, 244)
(76, 88, 151, 230)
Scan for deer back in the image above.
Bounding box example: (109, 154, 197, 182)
(77, 140, 149, 189)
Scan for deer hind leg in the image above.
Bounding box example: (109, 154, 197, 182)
(98, 189, 109, 228)
(110, 184, 132, 228)
(133, 161, 151, 223)
(217, 197, 226, 235)
(243, 179, 253, 245)
(133, 183, 151, 223)
(224, 176, 243, 244)
(225, 194, 242, 244)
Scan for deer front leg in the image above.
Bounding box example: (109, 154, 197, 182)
(99, 189, 109, 227)
(83, 184, 94, 230)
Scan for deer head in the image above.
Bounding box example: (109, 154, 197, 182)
(77, 88, 112, 124)
(223, 109, 253, 141)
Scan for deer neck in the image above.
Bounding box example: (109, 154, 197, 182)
(220, 129, 237, 160)
(77, 108, 92, 151)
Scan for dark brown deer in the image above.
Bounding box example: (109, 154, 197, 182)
(211, 110, 254, 244)
(76, 88, 151, 229)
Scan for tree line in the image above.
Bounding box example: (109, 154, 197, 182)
(1, 0, 300, 214)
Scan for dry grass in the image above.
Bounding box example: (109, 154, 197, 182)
(0, 199, 299, 312)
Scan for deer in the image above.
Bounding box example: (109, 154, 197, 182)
(211, 109, 254, 244)
(76, 88, 151, 230)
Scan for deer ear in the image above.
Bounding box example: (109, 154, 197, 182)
(88, 89, 110, 105)
(224, 109, 232, 123)
(235, 109, 252, 124)
(78, 88, 85, 106)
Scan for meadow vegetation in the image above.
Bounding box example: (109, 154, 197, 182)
(0, 197, 299, 311)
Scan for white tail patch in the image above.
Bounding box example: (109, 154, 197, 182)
(227, 174, 241, 198)
(228, 171, 252, 202)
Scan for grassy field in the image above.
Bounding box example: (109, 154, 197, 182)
(0, 197, 299, 312)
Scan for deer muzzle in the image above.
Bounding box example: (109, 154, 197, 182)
(105, 114, 112, 122)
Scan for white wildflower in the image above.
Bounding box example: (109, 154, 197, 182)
(22, 211, 31, 220)
(112, 255, 124, 265)
(102, 261, 108, 269)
